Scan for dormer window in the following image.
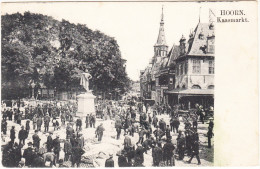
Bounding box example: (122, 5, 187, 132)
(199, 32, 204, 40)
(209, 23, 214, 30)
(207, 35, 215, 53)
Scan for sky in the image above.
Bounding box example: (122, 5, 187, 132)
(1, 2, 214, 81)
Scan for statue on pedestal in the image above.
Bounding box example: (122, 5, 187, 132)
(77, 70, 96, 116)
(80, 70, 92, 92)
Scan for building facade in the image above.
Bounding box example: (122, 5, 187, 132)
(140, 8, 215, 109)
(167, 22, 215, 109)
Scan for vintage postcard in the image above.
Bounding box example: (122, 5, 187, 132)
(0, 0, 258, 167)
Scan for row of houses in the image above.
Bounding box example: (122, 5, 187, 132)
(140, 8, 215, 110)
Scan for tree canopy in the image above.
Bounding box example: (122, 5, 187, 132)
(1, 12, 131, 99)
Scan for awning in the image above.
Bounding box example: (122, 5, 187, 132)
(166, 89, 214, 96)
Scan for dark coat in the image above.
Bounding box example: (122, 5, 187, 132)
(64, 140, 72, 154)
(70, 137, 78, 147)
(18, 129, 27, 140)
(32, 155, 45, 167)
(52, 138, 61, 153)
(124, 136, 131, 148)
(37, 118, 42, 126)
(152, 146, 163, 162)
(163, 142, 175, 158)
(44, 116, 51, 126)
(76, 119, 82, 126)
(32, 134, 41, 145)
(105, 157, 114, 167)
(134, 146, 144, 165)
(46, 136, 53, 150)
(118, 155, 128, 167)
(71, 146, 85, 163)
(23, 147, 35, 166)
(10, 128, 16, 139)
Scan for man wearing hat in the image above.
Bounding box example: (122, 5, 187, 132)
(137, 127, 146, 144)
(31, 151, 45, 167)
(165, 125, 171, 140)
(152, 142, 163, 166)
(71, 144, 85, 167)
(23, 142, 35, 166)
(44, 113, 51, 132)
(163, 137, 175, 166)
(117, 149, 129, 167)
(187, 140, 201, 165)
(52, 135, 61, 164)
(207, 126, 214, 148)
(77, 132, 84, 149)
(123, 133, 132, 152)
(177, 131, 185, 160)
(208, 117, 214, 129)
(18, 126, 27, 145)
(32, 114, 37, 130)
(10, 126, 16, 144)
(36, 116, 43, 132)
(64, 138, 72, 161)
(46, 132, 53, 152)
(32, 130, 41, 150)
(96, 123, 105, 141)
(152, 114, 158, 128)
(134, 143, 144, 166)
(105, 154, 114, 167)
(1, 118, 7, 135)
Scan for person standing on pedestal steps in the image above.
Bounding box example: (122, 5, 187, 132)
(85, 114, 90, 128)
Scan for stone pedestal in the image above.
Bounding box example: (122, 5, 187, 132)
(76, 91, 96, 117)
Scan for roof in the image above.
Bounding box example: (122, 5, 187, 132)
(167, 44, 180, 67)
(154, 10, 167, 47)
(186, 22, 215, 56)
(166, 88, 214, 95)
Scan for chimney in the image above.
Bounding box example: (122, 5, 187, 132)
(179, 35, 186, 55)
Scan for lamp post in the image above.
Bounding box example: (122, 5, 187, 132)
(31, 81, 36, 99)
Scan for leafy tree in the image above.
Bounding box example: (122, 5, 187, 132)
(1, 12, 130, 100)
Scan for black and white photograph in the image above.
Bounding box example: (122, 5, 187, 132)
(2, 1, 257, 168)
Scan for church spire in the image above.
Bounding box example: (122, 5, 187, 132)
(155, 6, 167, 47)
(161, 5, 164, 24)
(154, 6, 168, 58)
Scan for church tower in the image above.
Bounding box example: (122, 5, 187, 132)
(154, 6, 168, 58)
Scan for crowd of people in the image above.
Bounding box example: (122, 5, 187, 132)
(107, 101, 214, 167)
(1, 99, 214, 167)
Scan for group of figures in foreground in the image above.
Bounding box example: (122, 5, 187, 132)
(1, 100, 214, 167)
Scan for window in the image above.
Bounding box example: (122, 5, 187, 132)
(178, 64, 181, 75)
(192, 59, 201, 74)
(156, 78, 159, 86)
(208, 85, 214, 89)
(169, 77, 173, 84)
(209, 61, 214, 74)
(180, 64, 183, 75)
(207, 37, 215, 53)
(192, 85, 201, 89)
(185, 61, 188, 74)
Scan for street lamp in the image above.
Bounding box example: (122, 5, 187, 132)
(31, 80, 36, 99)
